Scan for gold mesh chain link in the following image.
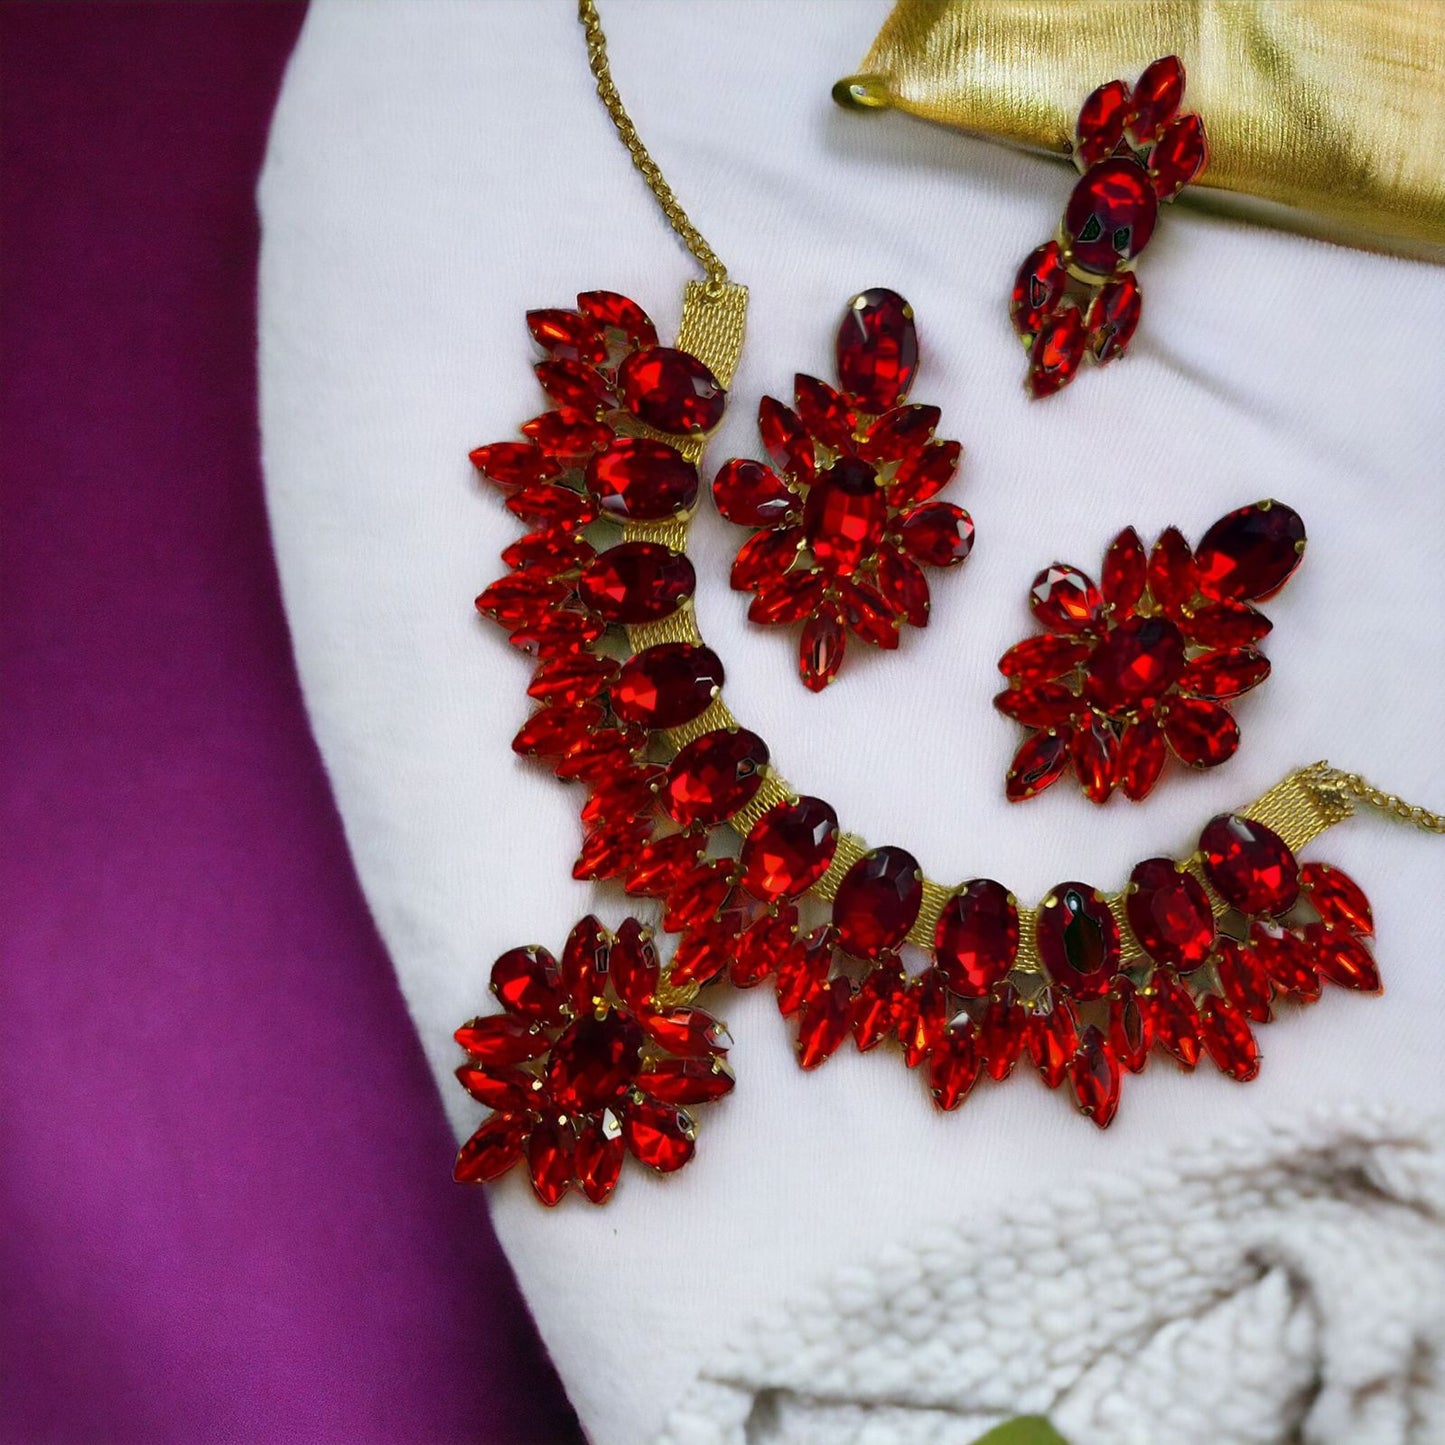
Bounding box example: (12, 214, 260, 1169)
(578, 0, 730, 292)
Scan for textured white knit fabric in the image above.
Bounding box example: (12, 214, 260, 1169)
(257, 3, 1445, 1442)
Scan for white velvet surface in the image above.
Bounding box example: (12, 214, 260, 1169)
(257, 3, 1445, 1442)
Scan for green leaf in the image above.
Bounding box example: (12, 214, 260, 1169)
(968, 1417, 1072, 1445)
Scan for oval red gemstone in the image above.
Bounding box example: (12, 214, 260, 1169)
(1069, 1024, 1121, 1128)
(1037, 882, 1121, 1000)
(622, 1098, 696, 1173)
(712, 457, 798, 527)
(612, 643, 724, 729)
(663, 727, 769, 827)
(933, 879, 1019, 997)
(1086, 272, 1141, 363)
(1006, 727, 1073, 802)
(1085, 614, 1186, 713)
(805, 457, 886, 575)
(578, 542, 695, 624)
(1027, 305, 1086, 396)
(1300, 862, 1373, 936)
(739, 795, 839, 901)
(1151, 112, 1207, 198)
(490, 944, 568, 1023)
(585, 437, 699, 521)
(1075, 78, 1132, 168)
(1010, 240, 1068, 338)
(1193, 501, 1306, 602)
(1130, 56, 1185, 143)
(545, 1010, 644, 1114)
(1126, 857, 1215, 970)
(617, 346, 725, 433)
(897, 502, 974, 568)
(1064, 158, 1158, 275)
(1200, 813, 1300, 915)
(1162, 695, 1240, 768)
(1030, 564, 1102, 633)
(1117, 715, 1167, 800)
(832, 846, 923, 959)
(836, 288, 918, 412)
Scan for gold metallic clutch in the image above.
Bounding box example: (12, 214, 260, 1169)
(836, 0, 1445, 259)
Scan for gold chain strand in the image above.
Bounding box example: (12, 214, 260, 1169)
(1302, 761, 1445, 835)
(578, 0, 731, 292)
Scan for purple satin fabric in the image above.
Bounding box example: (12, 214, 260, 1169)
(0, 6, 581, 1440)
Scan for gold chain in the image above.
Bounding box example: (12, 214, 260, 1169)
(1305, 761, 1445, 834)
(577, 0, 730, 292)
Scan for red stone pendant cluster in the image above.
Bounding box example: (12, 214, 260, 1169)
(996, 500, 1306, 803)
(453, 916, 733, 1204)
(714, 290, 973, 689)
(1011, 56, 1208, 397)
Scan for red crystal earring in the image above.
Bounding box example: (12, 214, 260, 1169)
(713, 289, 973, 690)
(1010, 55, 1208, 397)
(995, 501, 1307, 803)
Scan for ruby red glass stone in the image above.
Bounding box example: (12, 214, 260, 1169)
(1201, 813, 1300, 915)
(1085, 615, 1186, 712)
(527, 308, 607, 365)
(739, 795, 839, 901)
(574, 1113, 626, 1204)
(797, 975, 856, 1070)
(663, 727, 769, 827)
(1070, 714, 1118, 803)
(577, 542, 695, 624)
(1151, 113, 1207, 199)
(793, 373, 857, 453)
(1064, 158, 1159, 275)
(455, 1014, 549, 1067)
(1130, 56, 1184, 142)
(1086, 273, 1142, 363)
(998, 634, 1092, 684)
(1006, 728, 1072, 802)
(470, 440, 561, 491)
(1193, 501, 1306, 602)
(1069, 1025, 1121, 1128)
(832, 846, 923, 959)
(1101, 527, 1147, 611)
(897, 502, 974, 567)
(490, 945, 568, 1024)
(929, 1024, 981, 1111)
(978, 986, 1027, 1080)
(1148, 970, 1202, 1067)
(805, 458, 886, 574)
(1309, 925, 1381, 992)
(1075, 79, 1132, 168)
(799, 608, 846, 691)
(1027, 306, 1086, 397)
(1031, 565, 1102, 633)
(1037, 882, 1121, 1000)
(617, 346, 726, 434)
(835, 288, 918, 412)
(543, 1010, 644, 1113)
(611, 643, 724, 729)
(1011, 241, 1068, 338)
(1108, 978, 1152, 1073)
(1215, 937, 1273, 1023)
(585, 437, 700, 521)
(1176, 648, 1270, 700)
(526, 1118, 575, 1206)
(1301, 862, 1373, 936)
(759, 397, 816, 484)
(622, 1098, 697, 1173)
(1199, 997, 1261, 1081)
(713, 458, 798, 527)
(454, 1113, 530, 1184)
(577, 290, 659, 353)
(1125, 857, 1215, 970)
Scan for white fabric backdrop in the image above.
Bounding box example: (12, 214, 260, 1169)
(257, 3, 1445, 1441)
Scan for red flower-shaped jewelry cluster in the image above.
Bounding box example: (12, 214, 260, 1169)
(996, 500, 1306, 804)
(714, 288, 973, 689)
(454, 915, 734, 1205)
(1011, 55, 1208, 396)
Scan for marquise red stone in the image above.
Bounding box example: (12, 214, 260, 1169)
(1064, 158, 1158, 275)
(994, 680, 1079, 729)
(454, 1013, 549, 1067)
(622, 1098, 696, 1173)
(608, 918, 660, 1013)
(639, 1006, 732, 1057)
(775, 925, 833, 1017)
(535, 357, 614, 415)
(1147, 526, 1196, 614)
(998, 634, 1092, 684)
(1300, 862, 1373, 937)
(1162, 696, 1240, 769)
(526, 1117, 575, 1207)
(799, 607, 847, 691)
(1037, 882, 1121, 1000)
(1126, 857, 1215, 970)
(612, 643, 725, 729)
(469, 440, 561, 491)
(861, 404, 939, 464)
(796, 975, 855, 1070)
(759, 397, 817, 486)
(712, 458, 798, 527)
(978, 984, 1026, 1080)
(1147, 969, 1201, 1067)
(1193, 501, 1306, 603)
(1107, 977, 1153, 1072)
(1200, 813, 1300, 915)
(1181, 601, 1272, 650)
(490, 944, 568, 1024)
(1101, 526, 1148, 612)
(1307, 924, 1381, 992)
(577, 542, 695, 624)
(897, 502, 974, 568)
(793, 373, 857, 453)
(1085, 614, 1186, 713)
(1030, 564, 1102, 633)
(897, 968, 948, 1068)
(1068, 1025, 1121, 1127)
(454, 1063, 541, 1114)
(1075, 78, 1132, 169)
(739, 795, 839, 900)
(835, 288, 919, 412)
(1250, 921, 1320, 1001)
(1010, 240, 1068, 338)
(1117, 715, 1167, 800)
(889, 439, 962, 509)
(635, 1056, 736, 1106)
(1070, 713, 1119, 803)
(928, 1023, 981, 1111)
(585, 437, 700, 521)
(851, 956, 906, 1051)
(805, 457, 886, 575)
(573, 1111, 626, 1204)
(1197, 995, 1261, 1081)
(1027, 994, 1079, 1089)
(1086, 272, 1142, 364)
(577, 290, 658, 353)
(562, 914, 615, 1003)
(831, 846, 923, 959)
(934, 879, 1019, 997)
(1215, 936, 1273, 1023)
(1175, 648, 1270, 701)
(1130, 56, 1185, 143)
(617, 346, 726, 433)
(454, 1113, 529, 1184)
(1150, 112, 1207, 199)
(1005, 727, 1072, 802)
(1027, 306, 1087, 396)
(730, 527, 802, 592)
(663, 727, 769, 827)
(874, 546, 931, 627)
(527, 308, 606, 365)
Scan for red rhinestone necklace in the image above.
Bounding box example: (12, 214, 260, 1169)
(451, 2, 1445, 1204)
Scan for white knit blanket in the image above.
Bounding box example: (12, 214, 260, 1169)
(257, 4, 1445, 1442)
